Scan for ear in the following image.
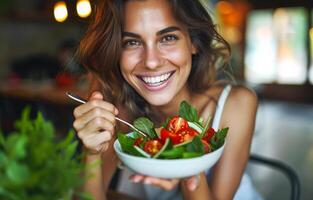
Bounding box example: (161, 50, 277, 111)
(191, 43, 198, 55)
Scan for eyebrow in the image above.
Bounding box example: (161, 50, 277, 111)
(122, 26, 181, 38)
(157, 26, 181, 35)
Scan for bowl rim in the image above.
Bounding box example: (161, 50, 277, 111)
(113, 135, 225, 163)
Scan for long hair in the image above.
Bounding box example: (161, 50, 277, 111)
(77, 0, 231, 118)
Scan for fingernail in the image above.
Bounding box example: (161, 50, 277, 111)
(115, 108, 119, 115)
(133, 176, 141, 183)
(189, 176, 199, 191)
(91, 91, 98, 97)
(190, 182, 197, 191)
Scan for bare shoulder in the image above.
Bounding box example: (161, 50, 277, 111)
(228, 85, 258, 107)
(221, 85, 258, 128)
(202, 84, 258, 107)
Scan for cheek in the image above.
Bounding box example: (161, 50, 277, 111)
(165, 48, 192, 67)
(120, 51, 141, 73)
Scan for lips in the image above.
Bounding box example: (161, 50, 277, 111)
(137, 71, 175, 89)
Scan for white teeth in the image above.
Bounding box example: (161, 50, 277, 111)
(142, 72, 171, 84)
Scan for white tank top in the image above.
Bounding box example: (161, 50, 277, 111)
(211, 84, 232, 130)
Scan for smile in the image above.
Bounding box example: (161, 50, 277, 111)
(138, 71, 175, 87)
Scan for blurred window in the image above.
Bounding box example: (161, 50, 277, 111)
(245, 7, 308, 85)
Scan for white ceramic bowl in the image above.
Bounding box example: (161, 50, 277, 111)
(113, 133, 225, 179)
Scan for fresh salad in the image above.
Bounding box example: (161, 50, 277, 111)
(117, 101, 228, 159)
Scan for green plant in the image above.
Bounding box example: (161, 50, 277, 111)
(0, 107, 92, 200)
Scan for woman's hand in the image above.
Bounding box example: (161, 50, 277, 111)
(73, 91, 119, 154)
(129, 174, 200, 191)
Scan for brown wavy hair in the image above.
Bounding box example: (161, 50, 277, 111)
(77, 0, 231, 118)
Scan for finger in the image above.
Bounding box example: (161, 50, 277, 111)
(86, 117, 116, 133)
(81, 131, 112, 152)
(143, 177, 179, 191)
(90, 91, 103, 100)
(74, 100, 118, 118)
(96, 142, 109, 153)
(73, 107, 116, 131)
(185, 175, 200, 191)
(129, 174, 145, 183)
(76, 116, 115, 137)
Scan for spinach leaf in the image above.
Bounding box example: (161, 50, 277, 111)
(179, 101, 199, 122)
(210, 127, 228, 151)
(133, 117, 157, 139)
(160, 146, 184, 159)
(186, 136, 204, 155)
(182, 152, 203, 159)
(117, 133, 143, 157)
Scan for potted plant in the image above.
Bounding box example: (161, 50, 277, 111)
(0, 107, 92, 200)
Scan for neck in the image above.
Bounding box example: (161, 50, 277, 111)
(151, 85, 192, 123)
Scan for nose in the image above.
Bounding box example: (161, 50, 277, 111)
(144, 45, 162, 69)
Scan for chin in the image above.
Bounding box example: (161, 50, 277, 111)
(143, 93, 174, 107)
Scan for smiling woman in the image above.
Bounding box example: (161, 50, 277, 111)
(120, 0, 197, 106)
(73, 0, 260, 200)
(77, 0, 230, 119)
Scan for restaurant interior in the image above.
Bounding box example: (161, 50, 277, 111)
(0, 0, 312, 199)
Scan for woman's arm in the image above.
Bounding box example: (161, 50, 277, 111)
(83, 102, 131, 200)
(180, 86, 258, 200)
(83, 153, 105, 199)
(73, 89, 121, 200)
(83, 140, 119, 200)
(209, 86, 258, 199)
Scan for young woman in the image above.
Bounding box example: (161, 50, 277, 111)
(73, 0, 262, 199)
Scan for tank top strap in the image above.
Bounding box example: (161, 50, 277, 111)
(211, 85, 232, 131)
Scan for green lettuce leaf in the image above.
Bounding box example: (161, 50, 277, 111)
(210, 127, 228, 151)
(133, 117, 157, 139)
(117, 133, 143, 157)
(179, 101, 199, 122)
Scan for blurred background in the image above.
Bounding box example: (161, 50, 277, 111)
(0, 0, 312, 199)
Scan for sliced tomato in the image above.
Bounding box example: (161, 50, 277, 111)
(134, 137, 144, 147)
(202, 127, 216, 142)
(176, 127, 199, 143)
(143, 140, 163, 156)
(166, 116, 189, 133)
(201, 139, 211, 153)
(160, 128, 182, 145)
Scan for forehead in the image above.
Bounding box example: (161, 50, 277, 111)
(123, 0, 181, 32)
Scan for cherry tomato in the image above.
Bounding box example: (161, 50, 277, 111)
(166, 116, 189, 133)
(201, 139, 211, 153)
(160, 128, 182, 145)
(134, 137, 144, 146)
(202, 127, 216, 142)
(143, 140, 163, 156)
(176, 127, 198, 143)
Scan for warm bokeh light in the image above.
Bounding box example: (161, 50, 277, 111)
(216, 1, 233, 15)
(76, 0, 92, 18)
(54, 1, 68, 23)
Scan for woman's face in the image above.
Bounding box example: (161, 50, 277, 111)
(120, 0, 196, 106)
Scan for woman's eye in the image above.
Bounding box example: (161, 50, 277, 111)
(160, 35, 178, 44)
(122, 39, 141, 48)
